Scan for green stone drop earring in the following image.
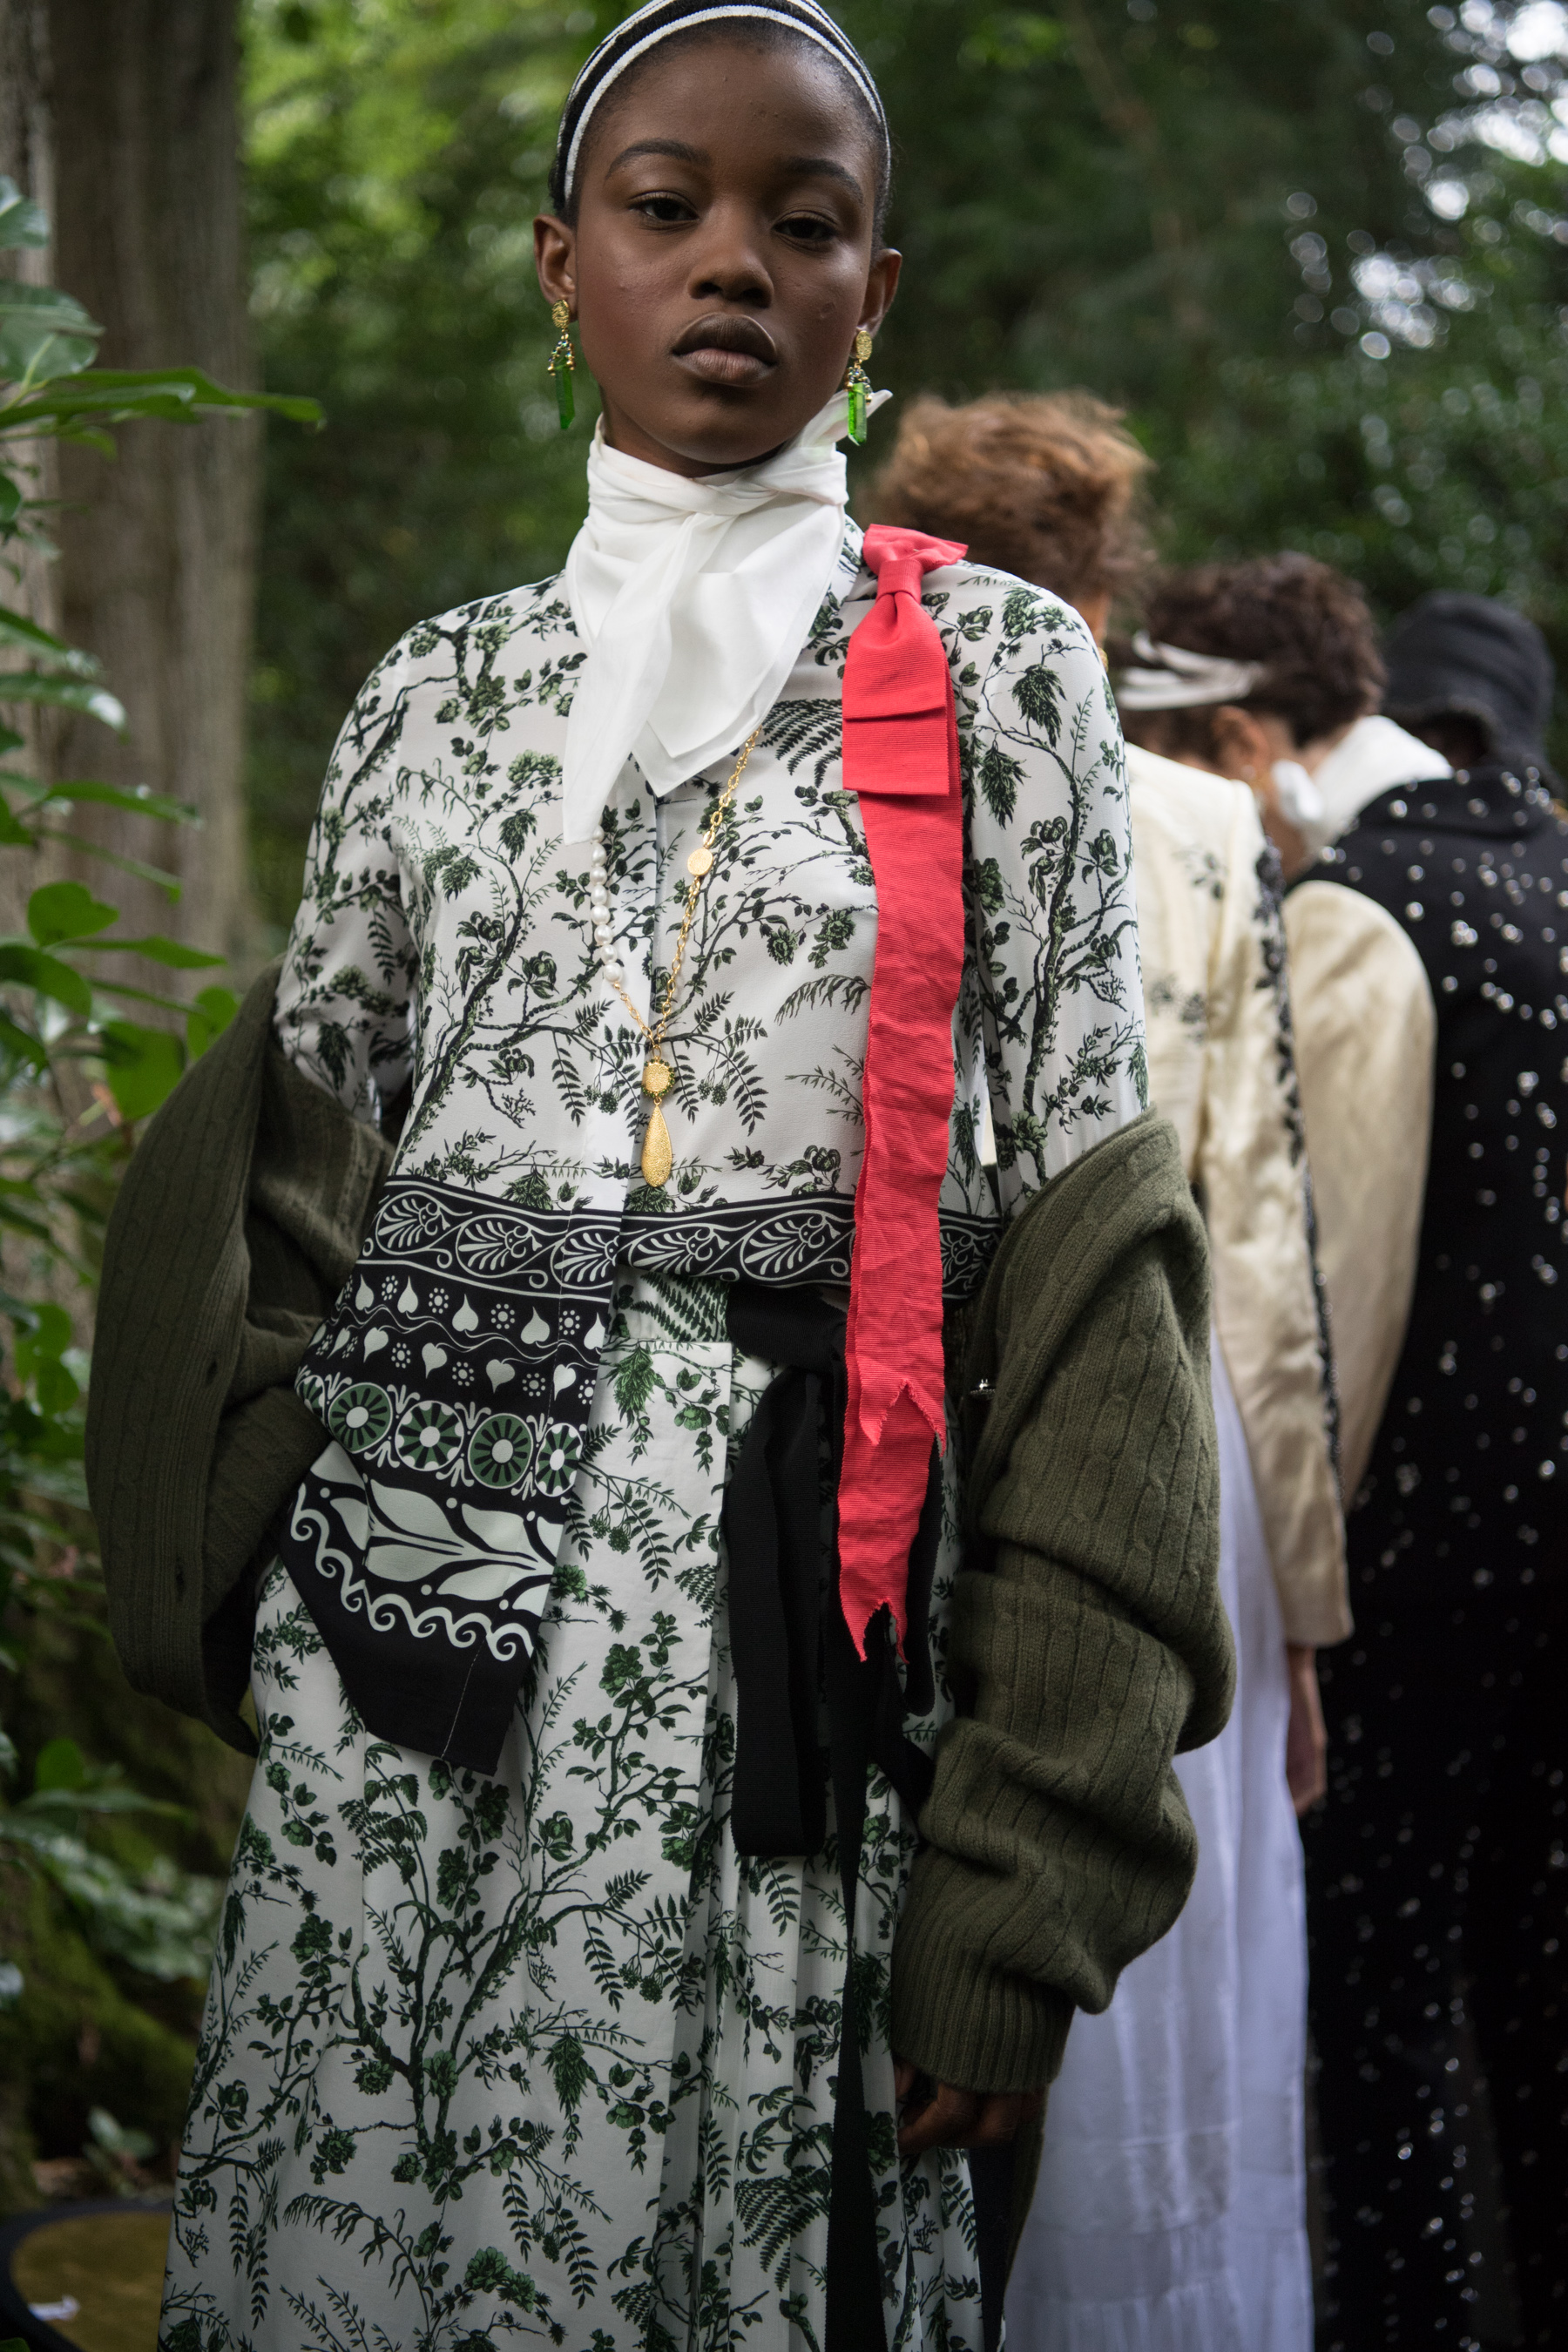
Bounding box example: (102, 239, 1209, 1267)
(548, 299, 576, 431)
(844, 328, 874, 445)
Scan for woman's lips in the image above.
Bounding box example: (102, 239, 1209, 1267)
(671, 315, 778, 389)
(674, 345, 774, 386)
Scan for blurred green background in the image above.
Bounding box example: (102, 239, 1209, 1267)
(246, 0, 1568, 930)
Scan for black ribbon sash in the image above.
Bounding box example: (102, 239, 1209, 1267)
(721, 1279, 938, 1858)
(720, 1280, 941, 2350)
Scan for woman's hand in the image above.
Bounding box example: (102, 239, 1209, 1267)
(1285, 1641, 1327, 1815)
(894, 2059, 1044, 2157)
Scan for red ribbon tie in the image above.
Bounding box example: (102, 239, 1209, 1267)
(837, 524, 968, 1654)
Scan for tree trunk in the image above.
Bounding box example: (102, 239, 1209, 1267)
(0, 0, 56, 944)
(46, 0, 258, 969)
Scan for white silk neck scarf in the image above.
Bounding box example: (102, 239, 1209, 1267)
(559, 388, 886, 843)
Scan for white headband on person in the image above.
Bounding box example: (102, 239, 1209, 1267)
(552, 0, 890, 208)
(1115, 632, 1265, 712)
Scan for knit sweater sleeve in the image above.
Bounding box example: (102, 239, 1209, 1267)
(88, 963, 391, 1756)
(889, 1115, 1231, 2093)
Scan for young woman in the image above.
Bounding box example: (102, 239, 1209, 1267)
(872, 393, 1348, 2350)
(90, 14, 1232, 2349)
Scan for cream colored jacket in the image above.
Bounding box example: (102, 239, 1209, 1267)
(1283, 881, 1434, 1504)
(1128, 744, 1350, 1645)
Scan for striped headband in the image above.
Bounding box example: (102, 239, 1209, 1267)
(552, 0, 890, 210)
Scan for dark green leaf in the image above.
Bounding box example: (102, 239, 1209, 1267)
(0, 943, 91, 1017)
(0, 367, 321, 432)
(33, 1735, 86, 1792)
(0, 474, 18, 527)
(90, 934, 223, 969)
(0, 281, 101, 382)
(33, 1357, 79, 1414)
(0, 1200, 55, 1242)
(0, 799, 35, 847)
(27, 881, 118, 945)
(97, 1019, 185, 1121)
(89, 981, 201, 1015)
(32, 830, 179, 899)
(11, 774, 197, 824)
(979, 743, 1024, 826)
(0, 176, 48, 252)
(1013, 663, 1064, 745)
(17, 1301, 71, 1362)
(0, 604, 93, 670)
(0, 1011, 45, 1071)
(0, 672, 125, 730)
(187, 985, 239, 1058)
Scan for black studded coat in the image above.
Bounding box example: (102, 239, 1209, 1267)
(1305, 764, 1568, 2336)
(1321, 761, 1568, 1558)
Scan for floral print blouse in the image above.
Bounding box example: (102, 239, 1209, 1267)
(270, 523, 1148, 1765)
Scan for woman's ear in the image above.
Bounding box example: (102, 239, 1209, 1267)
(535, 213, 578, 310)
(859, 248, 902, 338)
(1209, 704, 1274, 785)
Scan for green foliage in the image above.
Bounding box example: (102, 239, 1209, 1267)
(245, 0, 1567, 872)
(246, 0, 598, 924)
(0, 174, 314, 2206)
(0, 1870, 206, 2170)
(850, 0, 1568, 740)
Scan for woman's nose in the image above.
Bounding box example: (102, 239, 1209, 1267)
(688, 207, 774, 307)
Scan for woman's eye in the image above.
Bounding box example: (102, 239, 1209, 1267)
(777, 213, 837, 244)
(632, 193, 696, 225)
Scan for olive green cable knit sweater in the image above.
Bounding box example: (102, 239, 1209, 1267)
(88, 965, 1231, 2109)
(891, 1110, 1232, 2097)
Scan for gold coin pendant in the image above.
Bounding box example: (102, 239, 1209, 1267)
(686, 845, 714, 877)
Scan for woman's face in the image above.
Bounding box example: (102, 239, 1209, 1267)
(536, 37, 899, 477)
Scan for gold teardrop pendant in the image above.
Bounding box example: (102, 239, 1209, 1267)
(640, 1098, 673, 1188)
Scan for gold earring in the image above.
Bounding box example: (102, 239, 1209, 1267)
(844, 328, 874, 444)
(548, 298, 576, 431)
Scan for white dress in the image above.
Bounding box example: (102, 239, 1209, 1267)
(1004, 744, 1332, 2352)
(1004, 1345, 1313, 2351)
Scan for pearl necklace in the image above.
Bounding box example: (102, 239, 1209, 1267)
(589, 729, 760, 1188)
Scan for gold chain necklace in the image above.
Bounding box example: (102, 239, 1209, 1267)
(593, 728, 760, 1188)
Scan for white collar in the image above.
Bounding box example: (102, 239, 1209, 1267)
(1312, 715, 1451, 842)
(559, 388, 887, 843)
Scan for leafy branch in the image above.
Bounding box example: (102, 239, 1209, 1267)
(0, 173, 318, 2018)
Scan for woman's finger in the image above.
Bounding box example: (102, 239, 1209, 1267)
(896, 2081, 981, 2156)
(964, 2093, 1024, 2147)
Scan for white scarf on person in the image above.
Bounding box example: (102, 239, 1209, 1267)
(560, 388, 887, 843)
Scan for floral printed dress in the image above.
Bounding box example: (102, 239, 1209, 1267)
(159, 523, 1147, 2352)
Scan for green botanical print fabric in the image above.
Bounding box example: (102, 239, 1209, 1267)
(265, 526, 1147, 1768)
(274, 524, 1142, 1211)
(161, 1273, 981, 2351)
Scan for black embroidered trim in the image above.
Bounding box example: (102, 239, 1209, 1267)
(274, 1174, 1000, 1771)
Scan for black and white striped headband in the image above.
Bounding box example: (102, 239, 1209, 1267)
(552, 0, 890, 211)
